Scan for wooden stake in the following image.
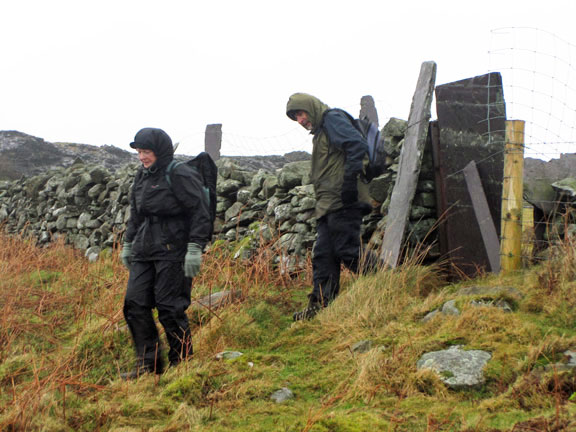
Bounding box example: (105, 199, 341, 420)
(500, 120, 525, 272)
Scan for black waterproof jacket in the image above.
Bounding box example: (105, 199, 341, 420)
(125, 128, 211, 261)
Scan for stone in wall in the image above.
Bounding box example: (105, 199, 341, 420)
(0, 129, 443, 268)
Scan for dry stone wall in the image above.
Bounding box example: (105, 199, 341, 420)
(0, 119, 439, 264)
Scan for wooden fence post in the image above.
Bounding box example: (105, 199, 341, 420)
(500, 120, 525, 272)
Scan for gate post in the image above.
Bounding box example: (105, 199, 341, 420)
(500, 120, 525, 272)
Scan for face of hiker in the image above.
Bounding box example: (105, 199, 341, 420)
(136, 148, 157, 168)
(295, 111, 313, 131)
(130, 127, 174, 169)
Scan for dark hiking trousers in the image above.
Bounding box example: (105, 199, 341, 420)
(124, 260, 193, 369)
(311, 206, 378, 307)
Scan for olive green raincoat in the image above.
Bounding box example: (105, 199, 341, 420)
(286, 93, 371, 218)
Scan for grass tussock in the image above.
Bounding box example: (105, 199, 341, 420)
(3, 231, 576, 430)
(319, 262, 444, 333)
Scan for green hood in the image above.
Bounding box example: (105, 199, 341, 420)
(286, 93, 330, 132)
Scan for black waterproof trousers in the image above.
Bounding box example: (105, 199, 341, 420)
(311, 206, 378, 307)
(123, 260, 193, 370)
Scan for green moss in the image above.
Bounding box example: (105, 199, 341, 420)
(440, 370, 455, 379)
(309, 410, 390, 431)
(74, 326, 133, 382)
(246, 301, 290, 337)
(163, 373, 209, 404)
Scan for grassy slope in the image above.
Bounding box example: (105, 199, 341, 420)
(1, 233, 576, 431)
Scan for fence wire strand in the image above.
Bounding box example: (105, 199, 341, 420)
(172, 27, 576, 270)
(486, 28, 576, 266)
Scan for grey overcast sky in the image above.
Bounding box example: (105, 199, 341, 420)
(2, 0, 575, 158)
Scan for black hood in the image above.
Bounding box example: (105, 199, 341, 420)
(130, 127, 174, 169)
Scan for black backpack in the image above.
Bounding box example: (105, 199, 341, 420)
(165, 152, 218, 239)
(325, 108, 386, 182)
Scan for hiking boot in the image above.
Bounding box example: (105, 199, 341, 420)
(120, 364, 163, 380)
(293, 302, 322, 321)
(168, 356, 191, 369)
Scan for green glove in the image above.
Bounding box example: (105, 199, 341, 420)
(184, 243, 202, 278)
(120, 242, 133, 268)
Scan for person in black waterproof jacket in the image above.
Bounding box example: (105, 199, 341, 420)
(286, 93, 379, 321)
(119, 127, 211, 379)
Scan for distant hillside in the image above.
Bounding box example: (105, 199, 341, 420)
(524, 154, 576, 182)
(0, 131, 136, 180)
(0, 131, 310, 180)
(4, 130, 576, 186)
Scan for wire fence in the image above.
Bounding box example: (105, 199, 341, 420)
(181, 27, 576, 272)
(489, 27, 576, 160)
(476, 27, 576, 269)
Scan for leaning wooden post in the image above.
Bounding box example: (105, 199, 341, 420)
(500, 120, 525, 272)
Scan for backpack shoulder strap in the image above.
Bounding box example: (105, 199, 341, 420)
(165, 160, 184, 187)
(320, 108, 362, 152)
(321, 108, 357, 133)
(322, 107, 351, 122)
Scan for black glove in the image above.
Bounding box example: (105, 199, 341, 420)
(341, 178, 358, 206)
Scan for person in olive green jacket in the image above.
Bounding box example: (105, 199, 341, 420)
(286, 93, 377, 320)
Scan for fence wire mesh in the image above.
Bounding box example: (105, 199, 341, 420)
(174, 27, 576, 273)
(489, 28, 576, 268)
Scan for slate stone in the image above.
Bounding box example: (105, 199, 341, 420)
(434, 72, 506, 278)
(470, 299, 513, 312)
(552, 178, 576, 200)
(382, 117, 407, 139)
(238, 210, 259, 226)
(39, 231, 51, 244)
(66, 218, 78, 229)
(368, 176, 392, 203)
(417, 346, 491, 389)
(563, 350, 576, 366)
(236, 189, 252, 204)
(441, 300, 460, 316)
(352, 340, 373, 353)
(360, 95, 379, 127)
(217, 179, 242, 197)
(456, 285, 524, 300)
(524, 154, 576, 213)
(249, 169, 267, 195)
(192, 290, 240, 309)
(270, 387, 294, 403)
(215, 351, 243, 360)
(409, 206, 436, 220)
(261, 176, 278, 199)
(422, 309, 440, 323)
(225, 202, 244, 222)
(381, 61, 437, 268)
(292, 223, 310, 234)
(274, 203, 293, 222)
(277, 161, 309, 189)
(73, 234, 90, 250)
(205, 124, 222, 161)
(542, 350, 576, 373)
(216, 198, 233, 214)
(87, 184, 105, 200)
(85, 246, 101, 263)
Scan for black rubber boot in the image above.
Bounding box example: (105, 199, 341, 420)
(293, 301, 322, 321)
(120, 359, 164, 380)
